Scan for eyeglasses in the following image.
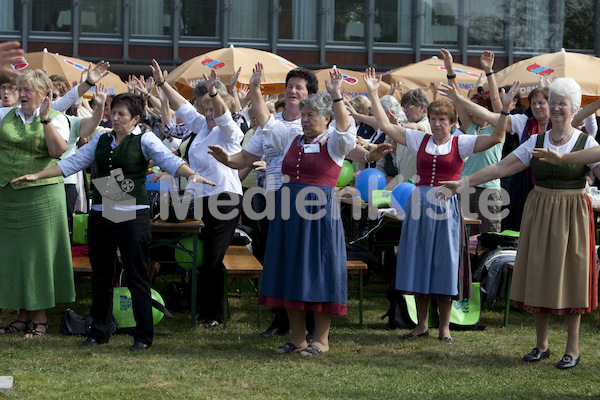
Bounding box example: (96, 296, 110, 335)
(0, 85, 17, 92)
(402, 105, 416, 112)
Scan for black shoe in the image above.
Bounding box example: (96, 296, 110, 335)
(259, 326, 289, 338)
(79, 337, 107, 347)
(523, 347, 550, 362)
(129, 342, 150, 352)
(402, 330, 429, 340)
(556, 354, 579, 369)
(201, 320, 221, 329)
(306, 331, 314, 343)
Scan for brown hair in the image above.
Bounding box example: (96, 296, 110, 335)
(49, 74, 71, 96)
(427, 99, 457, 123)
(528, 87, 549, 104)
(471, 90, 492, 111)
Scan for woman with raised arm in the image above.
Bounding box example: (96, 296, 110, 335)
(247, 65, 356, 356)
(363, 67, 510, 344)
(438, 78, 599, 369)
(11, 92, 214, 350)
(150, 60, 243, 329)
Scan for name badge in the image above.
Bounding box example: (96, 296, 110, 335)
(303, 144, 320, 154)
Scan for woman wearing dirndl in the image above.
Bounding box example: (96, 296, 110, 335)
(441, 78, 599, 369)
(0, 69, 74, 337)
(252, 65, 356, 356)
(364, 69, 515, 345)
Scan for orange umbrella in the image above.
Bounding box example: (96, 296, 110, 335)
(166, 46, 299, 99)
(492, 50, 600, 107)
(10, 51, 128, 99)
(313, 68, 393, 100)
(381, 56, 483, 102)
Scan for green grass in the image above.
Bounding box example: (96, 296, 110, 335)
(1, 275, 600, 399)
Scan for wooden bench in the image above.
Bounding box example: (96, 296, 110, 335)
(72, 256, 92, 273)
(347, 260, 368, 327)
(222, 245, 263, 328)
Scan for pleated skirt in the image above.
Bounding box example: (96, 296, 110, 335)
(511, 186, 597, 314)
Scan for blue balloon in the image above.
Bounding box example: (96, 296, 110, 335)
(145, 174, 173, 191)
(355, 168, 387, 202)
(391, 182, 416, 211)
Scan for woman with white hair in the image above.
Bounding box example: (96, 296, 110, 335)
(439, 77, 599, 369)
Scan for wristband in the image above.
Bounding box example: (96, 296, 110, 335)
(85, 78, 95, 86)
(477, 86, 484, 94)
(500, 110, 510, 116)
(41, 118, 52, 125)
(364, 152, 370, 163)
(486, 71, 494, 76)
(333, 97, 343, 103)
(446, 74, 456, 80)
(157, 80, 166, 87)
(209, 92, 218, 98)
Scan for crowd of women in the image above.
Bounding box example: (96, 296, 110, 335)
(0, 40, 598, 368)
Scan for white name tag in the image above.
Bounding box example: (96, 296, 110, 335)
(303, 144, 320, 153)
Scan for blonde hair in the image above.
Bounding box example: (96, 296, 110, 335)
(16, 69, 52, 96)
(202, 90, 236, 113)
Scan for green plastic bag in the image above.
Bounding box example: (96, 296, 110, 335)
(72, 213, 89, 245)
(370, 190, 392, 208)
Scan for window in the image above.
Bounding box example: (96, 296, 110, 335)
(0, 0, 19, 32)
(421, 0, 459, 45)
(181, 0, 219, 37)
(512, 0, 554, 50)
(131, 0, 170, 36)
(563, 0, 594, 50)
(467, 0, 504, 46)
(229, 0, 269, 40)
(279, 0, 317, 41)
(32, 0, 71, 32)
(326, 0, 366, 42)
(81, 0, 122, 34)
(374, 0, 412, 44)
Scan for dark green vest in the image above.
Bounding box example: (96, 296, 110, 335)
(531, 132, 589, 189)
(0, 108, 63, 189)
(91, 132, 149, 205)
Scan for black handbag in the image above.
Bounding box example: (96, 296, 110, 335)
(60, 308, 118, 336)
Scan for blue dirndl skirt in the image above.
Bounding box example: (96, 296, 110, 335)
(259, 183, 347, 315)
(395, 186, 470, 300)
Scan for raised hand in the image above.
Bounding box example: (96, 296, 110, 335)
(389, 81, 403, 97)
(480, 50, 495, 72)
(150, 59, 168, 86)
(325, 66, 343, 96)
(93, 82, 108, 107)
(500, 80, 520, 109)
(39, 90, 51, 120)
(363, 68, 380, 93)
(237, 84, 249, 101)
(0, 41, 24, 77)
(249, 62, 264, 90)
(437, 83, 460, 102)
(230, 67, 241, 91)
(429, 82, 438, 99)
(86, 61, 110, 85)
(440, 48, 453, 69)
(202, 69, 218, 92)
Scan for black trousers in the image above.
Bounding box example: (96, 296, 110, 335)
(87, 209, 153, 345)
(64, 183, 78, 241)
(192, 192, 242, 323)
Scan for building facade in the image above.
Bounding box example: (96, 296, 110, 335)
(1, 0, 597, 77)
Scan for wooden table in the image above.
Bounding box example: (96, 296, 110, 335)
(150, 219, 204, 328)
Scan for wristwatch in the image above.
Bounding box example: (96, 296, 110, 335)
(40, 117, 52, 125)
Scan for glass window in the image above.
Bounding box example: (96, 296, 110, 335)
(81, 0, 122, 34)
(279, 0, 317, 41)
(32, 0, 71, 32)
(0, 0, 19, 32)
(229, 0, 269, 40)
(131, 0, 170, 36)
(326, 0, 365, 42)
(374, 0, 412, 44)
(181, 0, 219, 37)
(563, 0, 594, 50)
(421, 0, 459, 45)
(467, 0, 504, 46)
(512, 0, 553, 50)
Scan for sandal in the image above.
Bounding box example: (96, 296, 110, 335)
(275, 342, 302, 354)
(24, 322, 48, 338)
(300, 344, 324, 357)
(0, 320, 31, 334)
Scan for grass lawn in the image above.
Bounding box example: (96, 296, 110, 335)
(1, 273, 599, 399)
